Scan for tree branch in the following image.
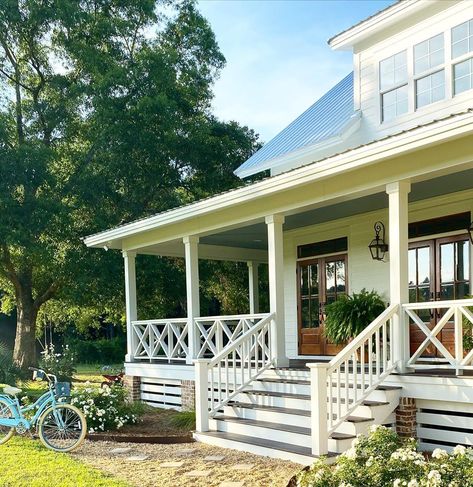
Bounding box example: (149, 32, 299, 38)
(34, 281, 59, 310)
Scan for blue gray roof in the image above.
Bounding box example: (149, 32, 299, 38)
(235, 72, 356, 178)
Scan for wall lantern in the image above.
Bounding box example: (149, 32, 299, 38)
(468, 221, 473, 245)
(369, 221, 389, 261)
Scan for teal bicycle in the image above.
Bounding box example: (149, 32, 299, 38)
(0, 367, 87, 452)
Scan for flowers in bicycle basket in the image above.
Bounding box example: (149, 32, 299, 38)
(71, 383, 138, 433)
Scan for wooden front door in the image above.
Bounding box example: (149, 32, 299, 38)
(298, 254, 348, 355)
(408, 234, 470, 356)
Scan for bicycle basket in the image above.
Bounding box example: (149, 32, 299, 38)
(56, 382, 71, 398)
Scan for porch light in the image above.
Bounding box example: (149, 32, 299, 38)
(369, 221, 389, 261)
(468, 221, 473, 245)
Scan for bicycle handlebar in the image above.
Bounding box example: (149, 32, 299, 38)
(29, 367, 57, 385)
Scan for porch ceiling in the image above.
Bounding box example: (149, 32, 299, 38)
(140, 168, 473, 257)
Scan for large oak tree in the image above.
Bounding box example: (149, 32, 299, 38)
(0, 0, 259, 368)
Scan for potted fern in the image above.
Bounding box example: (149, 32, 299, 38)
(324, 289, 386, 351)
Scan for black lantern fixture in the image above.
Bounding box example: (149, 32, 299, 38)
(468, 221, 473, 245)
(369, 221, 389, 261)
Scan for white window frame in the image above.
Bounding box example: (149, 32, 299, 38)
(379, 50, 408, 124)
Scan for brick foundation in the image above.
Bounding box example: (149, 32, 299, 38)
(123, 375, 141, 403)
(181, 380, 195, 411)
(396, 397, 417, 439)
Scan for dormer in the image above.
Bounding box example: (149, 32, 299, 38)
(235, 0, 473, 179)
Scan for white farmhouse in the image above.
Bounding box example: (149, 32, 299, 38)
(85, 0, 473, 463)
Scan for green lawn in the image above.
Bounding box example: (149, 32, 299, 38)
(0, 438, 129, 487)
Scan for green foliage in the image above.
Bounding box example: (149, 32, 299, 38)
(169, 410, 196, 430)
(71, 383, 139, 433)
(462, 296, 473, 351)
(69, 337, 126, 365)
(39, 343, 76, 382)
(0, 438, 128, 487)
(298, 425, 473, 487)
(0, 0, 261, 367)
(324, 289, 386, 345)
(0, 341, 22, 384)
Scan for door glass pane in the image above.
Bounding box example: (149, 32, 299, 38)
(408, 249, 417, 287)
(336, 260, 346, 293)
(310, 298, 320, 328)
(440, 243, 455, 283)
(456, 240, 469, 282)
(456, 282, 469, 300)
(325, 262, 335, 294)
(309, 264, 319, 296)
(418, 247, 430, 285)
(440, 284, 454, 300)
(301, 299, 310, 327)
(301, 266, 309, 297)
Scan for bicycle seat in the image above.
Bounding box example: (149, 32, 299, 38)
(3, 386, 22, 396)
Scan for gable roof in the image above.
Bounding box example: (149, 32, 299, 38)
(234, 72, 356, 179)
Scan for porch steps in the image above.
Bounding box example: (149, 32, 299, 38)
(194, 368, 402, 465)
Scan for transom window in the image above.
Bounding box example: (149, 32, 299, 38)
(452, 19, 473, 59)
(414, 34, 444, 75)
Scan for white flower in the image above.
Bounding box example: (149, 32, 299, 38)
(393, 480, 401, 487)
(432, 448, 448, 459)
(407, 480, 419, 487)
(343, 447, 357, 460)
(452, 445, 466, 456)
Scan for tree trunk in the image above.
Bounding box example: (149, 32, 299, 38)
(13, 298, 38, 370)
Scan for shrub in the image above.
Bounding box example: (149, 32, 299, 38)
(71, 383, 139, 433)
(297, 426, 473, 487)
(0, 342, 22, 385)
(324, 289, 386, 345)
(39, 343, 76, 382)
(69, 336, 126, 364)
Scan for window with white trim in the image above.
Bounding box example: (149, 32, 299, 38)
(416, 70, 445, 108)
(414, 34, 444, 74)
(379, 50, 408, 122)
(452, 19, 473, 59)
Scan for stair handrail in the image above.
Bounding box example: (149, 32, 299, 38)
(194, 312, 275, 433)
(309, 303, 399, 456)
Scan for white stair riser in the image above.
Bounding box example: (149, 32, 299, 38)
(261, 370, 310, 381)
(334, 419, 374, 436)
(193, 432, 319, 466)
(329, 387, 398, 404)
(210, 418, 310, 446)
(329, 436, 355, 453)
(223, 405, 310, 428)
(235, 392, 311, 410)
(251, 381, 311, 395)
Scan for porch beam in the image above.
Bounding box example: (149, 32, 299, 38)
(386, 180, 411, 373)
(266, 214, 288, 367)
(123, 250, 137, 362)
(247, 261, 260, 314)
(184, 236, 200, 363)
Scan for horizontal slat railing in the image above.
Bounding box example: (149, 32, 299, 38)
(309, 304, 399, 456)
(402, 299, 473, 373)
(194, 313, 275, 432)
(131, 319, 189, 363)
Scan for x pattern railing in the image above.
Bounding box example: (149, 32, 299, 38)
(132, 319, 189, 362)
(403, 299, 473, 373)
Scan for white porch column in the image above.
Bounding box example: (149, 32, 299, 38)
(123, 251, 137, 362)
(247, 261, 259, 314)
(265, 214, 288, 367)
(184, 236, 200, 363)
(387, 180, 411, 373)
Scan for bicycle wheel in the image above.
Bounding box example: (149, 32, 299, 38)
(0, 398, 15, 445)
(38, 404, 87, 452)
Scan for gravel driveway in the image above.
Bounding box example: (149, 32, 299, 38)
(72, 440, 301, 487)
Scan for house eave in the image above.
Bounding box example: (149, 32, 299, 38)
(83, 109, 473, 250)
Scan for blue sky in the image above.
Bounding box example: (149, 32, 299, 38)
(198, 0, 394, 142)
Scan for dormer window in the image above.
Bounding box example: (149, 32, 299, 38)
(414, 34, 444, 74)
(452, 19, 473, 59)
(380, 51, 408, 122)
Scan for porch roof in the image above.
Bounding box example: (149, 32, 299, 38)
(83, 109, 473, 253)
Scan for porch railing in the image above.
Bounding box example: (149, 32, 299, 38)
(131, 313, 271, 363)
(194, 312, 275, 431)
(309, 304, 399, 456)
(402, 298, 473, 374)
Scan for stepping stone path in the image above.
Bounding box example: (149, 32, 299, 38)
(219, 482, 245, 487)
(110, 447, 132, 455)
(231, 463, 255, 471)
(126, 454, 150, 461)
(160, 462, 184, 468)
(204, 455, 225, 462)
(184, 470, 211, 477)
(176, 448, 196, 456)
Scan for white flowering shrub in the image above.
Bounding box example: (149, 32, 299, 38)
(297, 426, 473, 487)
(71, 383, 139, 433)
(39, 343, 76, 381)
